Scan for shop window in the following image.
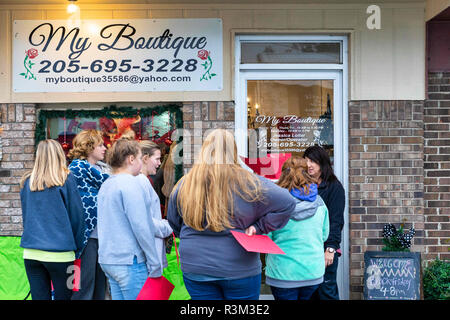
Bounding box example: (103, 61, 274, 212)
(244, 79, 334, 178)
(35, 105, 184, 181)
(37, 105, 180, 148)
(241, 42, 342, 64)
(47, 111, 174, 149)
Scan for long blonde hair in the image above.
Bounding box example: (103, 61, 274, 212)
(175, 129, 263, 232)
(20, 139, 70, 191)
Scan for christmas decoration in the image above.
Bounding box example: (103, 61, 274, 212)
(112, 116, 141, 140)
(36, 105, 183, 181)
(382, 222, 416, 252)
(61, 142, 70, 152)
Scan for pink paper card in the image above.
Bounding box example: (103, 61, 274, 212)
(230, 230, 285, 255)
(137, 276, 174, 300)
(72, 259, 81, 292)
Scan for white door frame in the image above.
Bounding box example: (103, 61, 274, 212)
(234, 34, 349, 299)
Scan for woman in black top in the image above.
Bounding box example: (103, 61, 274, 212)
(303, 146, 345, 300)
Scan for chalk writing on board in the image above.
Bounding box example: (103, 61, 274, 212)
(365, 257, 418, 300)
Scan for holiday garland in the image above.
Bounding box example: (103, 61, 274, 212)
(35, 104, 184, 182)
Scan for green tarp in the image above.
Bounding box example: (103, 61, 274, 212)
(0, 236, 189, 300)
(0, 236, 30, 300)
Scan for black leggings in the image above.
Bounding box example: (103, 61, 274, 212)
(24, 259, 74, 300)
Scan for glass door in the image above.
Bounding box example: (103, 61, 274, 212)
(235, 69, 344, 298)
(247, 79, 335, 162)
(236, 70, 342, 177)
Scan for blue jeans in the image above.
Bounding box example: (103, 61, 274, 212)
(100, 257, 148, 300)
(183, 274, 261, 300)
(270, 284, 320, 300)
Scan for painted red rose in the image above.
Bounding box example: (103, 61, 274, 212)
(26, 48, 38, 59)
(197, 49, 209, 60)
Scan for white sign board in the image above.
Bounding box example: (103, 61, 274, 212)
(13, 19, 223, 92)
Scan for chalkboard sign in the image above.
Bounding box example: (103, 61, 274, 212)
(364, 251, 421, 300)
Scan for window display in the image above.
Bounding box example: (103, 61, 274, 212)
(35, 105, 184, 181)
(244, 80, 334, 178)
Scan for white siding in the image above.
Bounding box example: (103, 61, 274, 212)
(0, 2, 426, 103)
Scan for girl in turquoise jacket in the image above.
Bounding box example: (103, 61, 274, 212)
(265, 156, 329, 300)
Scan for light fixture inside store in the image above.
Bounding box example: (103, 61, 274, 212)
(88, 23, 100, 35)
(67, 0, 79, 14)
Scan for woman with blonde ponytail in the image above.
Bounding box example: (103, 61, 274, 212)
(20, 139, 85, 300)
(167, 129, 296, 300)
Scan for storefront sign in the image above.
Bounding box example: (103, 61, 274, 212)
(13, 19, 222, 92)
(249, 114, 333, 155)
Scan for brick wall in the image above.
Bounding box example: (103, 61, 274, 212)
(0, 104, 36, 236)
(424, 72, 450, 262)
(181, 101, 235, 172)
(0, 102, 235, 235)
(348, 100, 425, 299)
(1, 99, 447, 299)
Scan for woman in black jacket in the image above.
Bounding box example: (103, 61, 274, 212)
(303, 146, 345, 300)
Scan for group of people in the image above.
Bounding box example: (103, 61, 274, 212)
(19, 128, 345, 301)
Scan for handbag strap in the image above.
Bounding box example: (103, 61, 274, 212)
(172, 232, 180, 267)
